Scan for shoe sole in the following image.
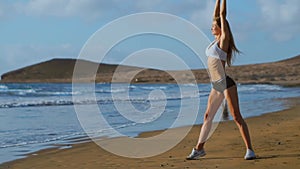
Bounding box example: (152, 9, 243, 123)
(245, 156, 256, 160)
(186, 152, 206, 160)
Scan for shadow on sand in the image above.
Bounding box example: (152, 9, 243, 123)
(198, 153, 300, 161)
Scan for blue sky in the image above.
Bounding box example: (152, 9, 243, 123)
(1, 0, 299, 75)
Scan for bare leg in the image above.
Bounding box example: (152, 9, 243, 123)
(224, 86, 253, 150)
(196, 89, 224, 150)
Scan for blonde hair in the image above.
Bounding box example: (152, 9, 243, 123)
(214, 17, 241, 66)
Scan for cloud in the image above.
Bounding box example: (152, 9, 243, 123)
(257, 0, 300, 41)
(15, 0, 95, 18)
(189, 0, 214, 31)
(135, 0, 214, 29)
(12, 0, 213, 25)
(14, 0, 136, 21)
(16, 0, 70, 17)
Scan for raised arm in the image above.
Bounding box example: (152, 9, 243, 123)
(220, 0, 227, 18)
(219, 0, 230, 52)
(213, 0, 221, 19)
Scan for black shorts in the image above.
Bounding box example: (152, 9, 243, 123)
(211, 76, 236, 93)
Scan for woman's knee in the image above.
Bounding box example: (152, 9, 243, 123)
(204, 111, 214, 122)
(233, 115, 245, 125)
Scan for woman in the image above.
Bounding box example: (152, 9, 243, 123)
(186, 0, 256, 160)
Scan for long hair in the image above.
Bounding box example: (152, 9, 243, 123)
(215, 17, 240, 66)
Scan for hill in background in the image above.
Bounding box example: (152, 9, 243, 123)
(0, 59, 147, 83)
(1, 55, 300, 86)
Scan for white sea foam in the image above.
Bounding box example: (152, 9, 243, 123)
(0, 85, 8, 90)
(238, 84, 282, 92)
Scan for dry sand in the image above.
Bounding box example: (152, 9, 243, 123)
(0, 98, 299, 169)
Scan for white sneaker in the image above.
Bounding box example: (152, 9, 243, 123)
(244, 149, 256, 160)
(186, 148, 206, 160)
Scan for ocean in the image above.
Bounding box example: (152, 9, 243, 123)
(0, 83, 299, 164)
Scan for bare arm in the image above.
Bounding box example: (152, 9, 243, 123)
(220, 0, 227, 18)
(213, 0, 221, 19)
(219, 0, 230, 52)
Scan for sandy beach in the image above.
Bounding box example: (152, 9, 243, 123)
(0, 98, 299, 169)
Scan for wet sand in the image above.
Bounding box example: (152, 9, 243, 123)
(1, 98, 299, 169)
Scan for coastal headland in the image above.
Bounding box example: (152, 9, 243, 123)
(1, 55, 299, 86)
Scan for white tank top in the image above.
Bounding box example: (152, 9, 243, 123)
(206, 40, 227, 82)
(205, 40, 227, 61)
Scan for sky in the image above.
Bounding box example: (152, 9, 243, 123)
(1, 0, 300, 76)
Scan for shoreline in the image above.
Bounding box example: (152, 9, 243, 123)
(1, 97, 299, 169)
(1, 81, 300, 87)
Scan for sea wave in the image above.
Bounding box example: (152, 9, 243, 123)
(0, 92, 200, 108)
(0, 132, 86, 149)
(140, 86, 169, 90)
(95, 88, 127, 94)
(0, 85, 8, 90)
(0, 122, 138, 149)
(238, 84, 282, 92)
(0, 83, 285, 108)
(0, 88, 80, 97)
